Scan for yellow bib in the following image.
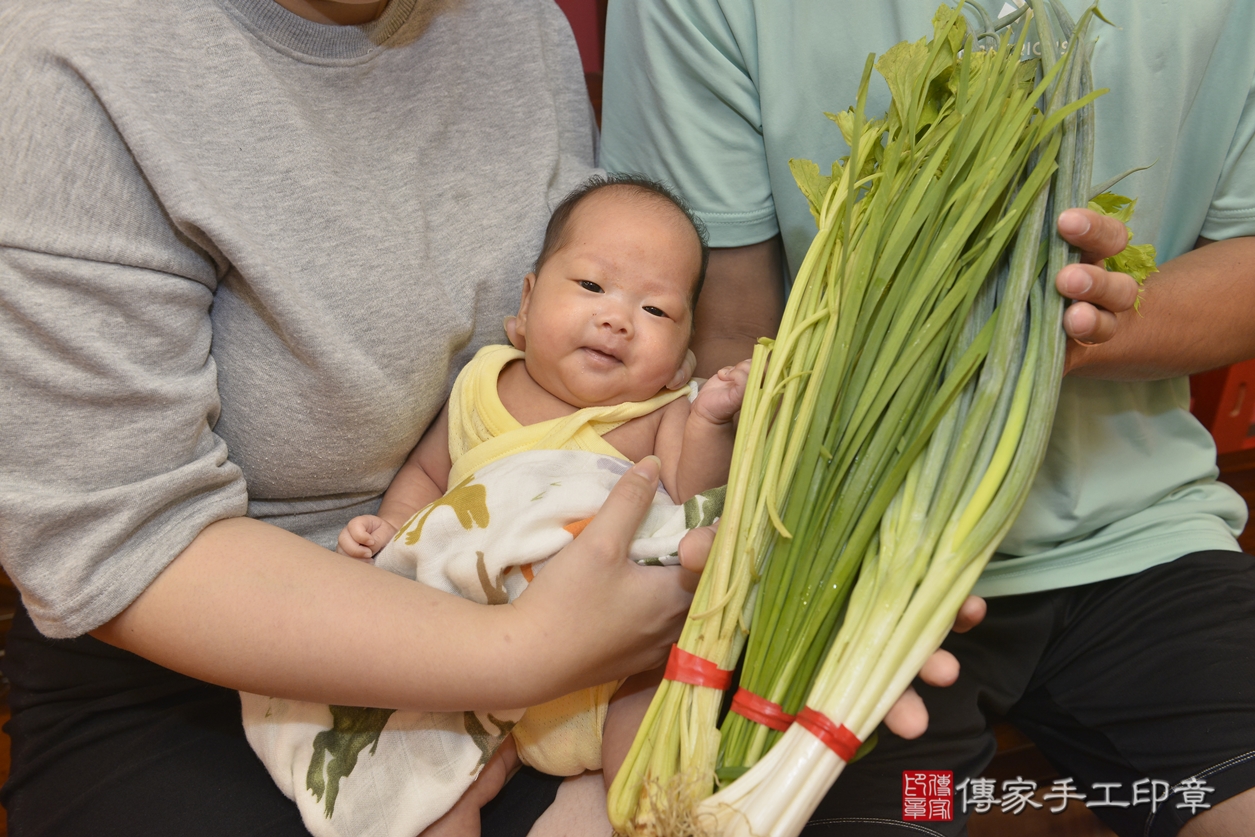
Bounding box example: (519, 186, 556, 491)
(446, 344, 689, 486)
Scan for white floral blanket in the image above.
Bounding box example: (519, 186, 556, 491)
(242, 449, 722, 837)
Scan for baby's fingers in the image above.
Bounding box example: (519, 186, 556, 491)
(336, 533, 373, 561)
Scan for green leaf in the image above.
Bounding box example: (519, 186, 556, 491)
(1106, 242, 1159, 285)
(876, 38, 929, 125)
(930, 3, 967, 73)
(826, 108, 857, 147)
(790, 157, 835, 227)
(1088, 191, 1135, 224)
(1088, 192, 1160, 292)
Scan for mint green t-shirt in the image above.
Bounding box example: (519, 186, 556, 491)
(602, 0, 1254, 596)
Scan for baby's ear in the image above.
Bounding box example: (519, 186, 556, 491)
(503, 317, 525, 350)
(508, 273, 537, 350)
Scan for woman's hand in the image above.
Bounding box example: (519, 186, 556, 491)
(509, 456, 699, 699)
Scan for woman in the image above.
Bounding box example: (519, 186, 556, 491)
(0, 1, 966, 833)
(0, 0, 698, 832)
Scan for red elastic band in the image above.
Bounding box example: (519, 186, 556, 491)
(795, 706, 861, 762)
(662, 645, 733, 690)
(729, 688, 796, 732)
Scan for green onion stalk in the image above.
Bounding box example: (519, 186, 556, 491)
(691, 4, 1111, 835)
(715, 3, 1066, 776)
(606, 91, 859, 836)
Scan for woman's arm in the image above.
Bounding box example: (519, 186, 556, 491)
(93, 456, 698, 712)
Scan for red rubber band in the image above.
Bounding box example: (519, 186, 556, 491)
(729, 688, 796, 732)
(795, 706, 861, 762)
(662, 645, 733, 690)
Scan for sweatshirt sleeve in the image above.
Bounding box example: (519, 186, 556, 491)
(0, 25, 247, 638)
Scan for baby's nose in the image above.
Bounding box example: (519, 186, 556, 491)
(597, 305, 632, 335)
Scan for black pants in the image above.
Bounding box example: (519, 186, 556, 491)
(0, 604, 560, 837)
(804, 550, 1255, 837)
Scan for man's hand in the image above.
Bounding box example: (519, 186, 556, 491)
(1055, 208, 1141, 358)
(882, 595, 987, 740)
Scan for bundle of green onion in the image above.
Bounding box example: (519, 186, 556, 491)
(608, 3, 1149, 834)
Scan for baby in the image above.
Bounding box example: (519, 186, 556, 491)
(339, 174, 745, 558)
(341, 173, 747, 764)
(244, 175, 749, 837)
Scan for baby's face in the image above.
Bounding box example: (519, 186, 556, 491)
(515, 191, 700, 408)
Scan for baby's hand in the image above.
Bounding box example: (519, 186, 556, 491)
(336, 515, 398, 560)
(691, 359, 752, 426)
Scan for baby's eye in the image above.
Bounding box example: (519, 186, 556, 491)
(643, 306, 668, 318)
(578, 280, 604, 293)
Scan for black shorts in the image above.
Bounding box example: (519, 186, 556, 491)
(0, 602, 561, 837)
(803, 550, 1255, 837)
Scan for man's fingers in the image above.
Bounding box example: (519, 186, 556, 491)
(918, 648, 959, 688)
(1057, 262, 1140, 313)
(883, 686, 929, 740)
(576, 457, 663, 559)
(1057, 208, 1129, 263)
(952, 595, 986, 634)
(1062, 301, 1116, 345)
(1054, 211, 1140, 349)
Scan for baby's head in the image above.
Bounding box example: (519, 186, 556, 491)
(514, 175, 709, 408)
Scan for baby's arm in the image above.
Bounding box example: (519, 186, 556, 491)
(336, 404, 453, 558)
(656, 360, 751, 503)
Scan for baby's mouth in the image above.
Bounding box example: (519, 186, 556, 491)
(582, 346, 622, 364)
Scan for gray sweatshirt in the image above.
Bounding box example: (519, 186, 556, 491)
(0, 0, 597, 637)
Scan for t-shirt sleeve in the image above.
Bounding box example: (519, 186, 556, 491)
(0, 34, 247, 638)
(600, 0, 779, 248)
(1201, 71, 1255, 241)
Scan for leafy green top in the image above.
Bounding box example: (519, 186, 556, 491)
(1087, 192, 1159, 286)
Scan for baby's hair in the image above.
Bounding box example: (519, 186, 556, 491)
(534, 174, 710, 310)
